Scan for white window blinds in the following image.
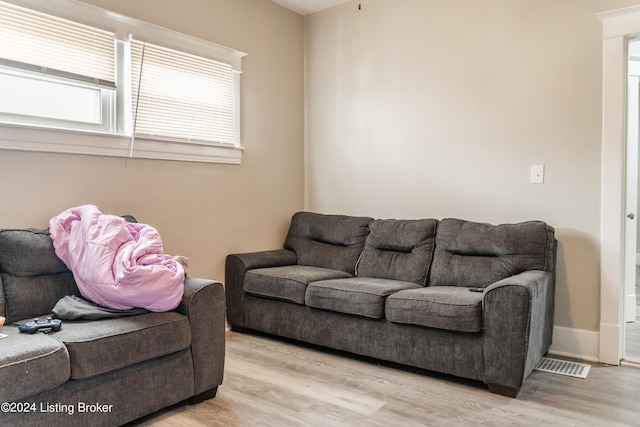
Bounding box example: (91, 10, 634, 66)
(0, 1, 115, 88)
(130, 40, 236, 146)
(0, 0, 246, 163)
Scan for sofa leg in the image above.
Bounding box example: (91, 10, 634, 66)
(192, 386, 218, 403)
(487, 383, 520, 398)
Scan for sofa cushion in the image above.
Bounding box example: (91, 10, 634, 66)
(429, 218, 556, 288)
(245, 265, 351, 305)
(386, 286, 483, 332)
(0, 326, 70, 402)
(0, 228, 69, 277)
(0, 228, 80, 322)
(46, 311, 191, 380)
(356, 218, 437, 285)
(305, 278, 421, 319)
(0, 223, 143, 321)
(2, 272, 78, 323)
(284, 212, 373, 274)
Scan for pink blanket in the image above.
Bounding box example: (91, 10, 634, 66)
(49, 205, 185, 312)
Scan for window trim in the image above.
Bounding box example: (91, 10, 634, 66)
(0, 0, 247, 164)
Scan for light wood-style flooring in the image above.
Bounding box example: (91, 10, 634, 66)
(128, 331, 640, 427)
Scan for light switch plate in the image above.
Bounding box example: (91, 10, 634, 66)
(531, 164, 544, 184)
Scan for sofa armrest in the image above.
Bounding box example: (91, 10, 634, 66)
(482, 270, 555, 396)
(177, 277, 226, 397)
(225, 249, 297, 328)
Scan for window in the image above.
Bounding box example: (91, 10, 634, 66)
(0, 73, 105, 125)
(0, 0, 246, 163)
(130, 40, 237, 146)
(0, 1, 116, 132)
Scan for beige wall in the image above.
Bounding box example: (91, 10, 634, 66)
(304, 0, 640, 332)
(0, 0, 305, 282)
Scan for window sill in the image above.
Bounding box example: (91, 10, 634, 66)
(0, 124, 243, 164)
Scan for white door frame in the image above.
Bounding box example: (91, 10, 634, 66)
(599, 5, 640, 364)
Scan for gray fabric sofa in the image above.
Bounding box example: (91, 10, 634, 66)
(0, 227, 225, 426)
(226, 212, 557, 397)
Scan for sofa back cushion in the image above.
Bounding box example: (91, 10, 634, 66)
(0, 229, 79, 322)
(429, 218, 556, 288)
(0, 229, 69, 276)
(284, 212, 373, 274)
(356, 219, 438, 285)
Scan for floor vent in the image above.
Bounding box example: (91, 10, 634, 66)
(534, 357, 591, 379)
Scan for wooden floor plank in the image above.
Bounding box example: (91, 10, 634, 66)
(127, 331, 640, 427)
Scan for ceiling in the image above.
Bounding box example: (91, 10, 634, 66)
(271, 0, 352, 15)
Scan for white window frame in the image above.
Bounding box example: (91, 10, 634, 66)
(0, 0, 247, 164)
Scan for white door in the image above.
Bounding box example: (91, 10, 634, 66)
(624, 72, 639, 324)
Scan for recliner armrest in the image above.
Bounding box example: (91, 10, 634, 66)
(225, 249, 297, 328)
(177, 277, 226, 397)
(482, 270, 555, 396)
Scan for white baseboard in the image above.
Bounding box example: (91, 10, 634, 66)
(548, 326, 600, 362)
